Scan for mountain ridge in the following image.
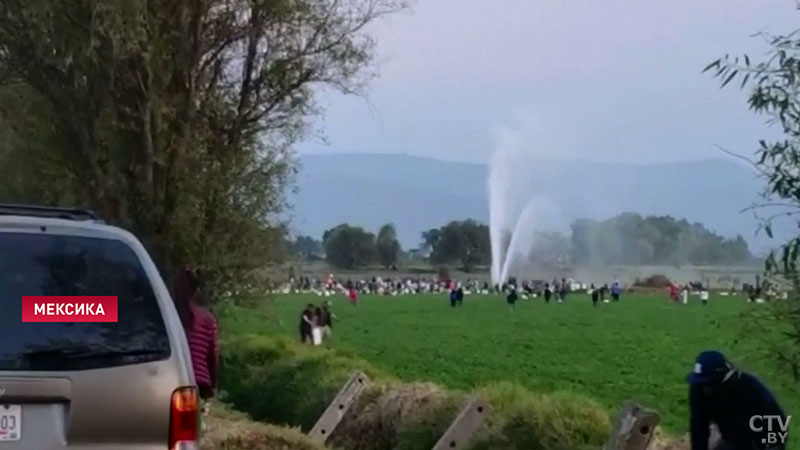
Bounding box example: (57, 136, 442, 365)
(289, 153, 777, 252)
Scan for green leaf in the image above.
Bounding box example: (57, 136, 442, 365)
(765, 223, 774, 239)
(721, 70, 738, 88)
(740, 73, 750, 89)
(744, 54, 750, 66)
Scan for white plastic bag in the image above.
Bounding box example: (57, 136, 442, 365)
(312, 327, 323, 346)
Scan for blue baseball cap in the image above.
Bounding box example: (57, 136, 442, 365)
(687, 351, 732, 385)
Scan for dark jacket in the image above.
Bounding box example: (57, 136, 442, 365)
(321, 307, 333, 327)
(506, 291, 518, 304)
(690, 372, 786, 450)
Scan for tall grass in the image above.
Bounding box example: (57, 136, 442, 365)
(220, 334, 611, 450)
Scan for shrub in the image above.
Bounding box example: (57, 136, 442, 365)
(470, 382, 610, 450)
(220, 334, 388, 430)
(202, 403, 332, 450)
(221, 336, 613, 450)
(633, 274, 671, 288)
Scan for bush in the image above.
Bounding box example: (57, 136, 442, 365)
(330, 383, 465, 450)
(633, 274, 671, 288)
(470, 382, 610, 450)
(203, 403, 332, 450)
(220, 334, 389, 430)
(221, 336, 613, 450)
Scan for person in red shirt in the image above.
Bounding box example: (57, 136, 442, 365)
(669, 283, 678, 302)
(348, 287, 358, 305)
(172, 266, 219, 426)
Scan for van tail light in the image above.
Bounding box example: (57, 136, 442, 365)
(169, 387, 198, 450)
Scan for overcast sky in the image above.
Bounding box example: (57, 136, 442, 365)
(296, 0, 799, 164)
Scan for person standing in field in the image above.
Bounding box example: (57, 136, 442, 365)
(600, 283, 608, 302)
(611, 281, 621, 302)
(450, 287, 458, 307)
(670, 282, 678, 303)
(321, 301, 336, 338)
(312, 305, 324, 345)
(558, 279, 567, 303)
(348, 285, 358, 305)
(688, 350, 787, 450)
(506, 288, 518, 311)
(300, 303, 315, 343)
(173, 266, 219, 430)
(700, 288, 709, 306)
(456, 286, 464, 306)
(591, 284, 599, 306)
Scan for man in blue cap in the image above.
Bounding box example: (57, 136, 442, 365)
(689, 350, 788, 450)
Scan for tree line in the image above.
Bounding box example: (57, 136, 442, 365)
(570, 213, 753, 266)
(288, 213, 755, 270)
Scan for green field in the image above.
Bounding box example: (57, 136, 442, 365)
(220, 292, 799, 434)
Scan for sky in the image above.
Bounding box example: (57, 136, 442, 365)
(297, 0, 799, 165)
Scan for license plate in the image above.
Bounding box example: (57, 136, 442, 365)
(0, 405, 21, 441)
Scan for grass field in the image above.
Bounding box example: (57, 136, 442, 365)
(220, 292, 799, 435)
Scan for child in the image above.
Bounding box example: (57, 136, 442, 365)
(450, 288, 458, 307)
(591, 284, 599, 306)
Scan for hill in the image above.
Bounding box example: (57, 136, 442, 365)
(290, 153, 778, 252)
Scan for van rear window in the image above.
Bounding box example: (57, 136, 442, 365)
(0, 232, 171, 371)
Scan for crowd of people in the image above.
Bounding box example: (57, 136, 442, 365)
(276, 274, 486, 296)
(170, 267, 791, 450)
(275, 274, 610, 298)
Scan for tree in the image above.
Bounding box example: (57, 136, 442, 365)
(568, 214, 751, 266)
(421, 228, 441, 252)
(430, 219, 491, 271)
(0, 0, 407, 299)
(323, 224, 376, 269)
(289, 235, 323, 260)
(706, 20, 800, 386)
(376, 223, 401, 269)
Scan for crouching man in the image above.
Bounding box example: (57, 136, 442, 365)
(689, 350, 789, 450)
